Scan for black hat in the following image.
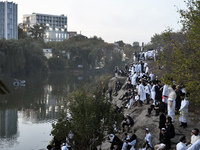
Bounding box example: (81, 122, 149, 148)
(181, 92, 185, 97)
(167, 116, 172, 123)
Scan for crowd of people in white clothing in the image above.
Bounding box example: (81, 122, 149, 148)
(108, 60, 200, 150)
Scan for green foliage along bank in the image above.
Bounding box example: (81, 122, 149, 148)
(51, 87, 123, 150)
(0, 36, 131, 76)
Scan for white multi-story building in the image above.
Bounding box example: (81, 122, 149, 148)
(0, 1, 18, 40)
(23, 13, 67, 42)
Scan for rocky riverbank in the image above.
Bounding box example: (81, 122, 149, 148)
(101, 60, 200, 150)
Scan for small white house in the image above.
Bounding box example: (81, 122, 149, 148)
(43, 49, 52, 59)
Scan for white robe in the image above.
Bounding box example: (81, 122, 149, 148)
(144, 62, 148, 68)
(131, 73, 137, 86)
(138, 84, 146, 102)
(131, 66, 135, 75)
(144, 52, 148, 60)
(149, 73, 154, 81)
(162, 85, 169, 97)
(179, 99, 189, 123)
(162, 85, 169, 103)
(135, 64, 138, 73)
(151, 85, 156, 102)
(145, 66, 149, 74)
(138, 64, 142, 73)
(167, 87, 177, 122)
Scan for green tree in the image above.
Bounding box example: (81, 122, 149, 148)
(123, 44, 134, 59)
(115, 40, 125, 47)
(132, 41, 140, 52)
(18, 24, 28, 39)
(28, 24, 46, 39)
(48, 57, 66, 71)
(51, 88, 122, 150)
(160, 0, 200, 104)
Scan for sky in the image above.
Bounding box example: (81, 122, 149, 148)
(14, 0, 187, 45)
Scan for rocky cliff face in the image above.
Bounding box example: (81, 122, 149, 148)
(102, 61, 200, 150)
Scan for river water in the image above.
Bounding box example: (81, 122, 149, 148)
(0, 73, 103, 150)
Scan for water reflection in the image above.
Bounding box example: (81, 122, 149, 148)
(0, 109, 18, 138)
(0, 72, 102, 150)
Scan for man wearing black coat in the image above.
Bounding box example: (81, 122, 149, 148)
(122, 114, 134, 132)
(109, 134, 123, 150)
(154, 128, 171, 150)
(155, 81, 162, 102)
(154, 100, 165, 116)
(159, 109, 166, 130)
(165, 116, 175, 149)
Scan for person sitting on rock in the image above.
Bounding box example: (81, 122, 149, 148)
(176, 135, 187, 150)
(145, 99, 155, 117)
(127, 132, 137, 150)
(187, 139, 200, 150)
(186, 128, 200, 148)
(154, 99, 165, 116)
(119, 89, 131, 100)
(122, 139, 129, 150)
(125, 96, 135, 109)
(123, 77, 133, 90)
(133, 92, 140, 106)
(159, 109, 166, 131)
(165, 116, 175, 149)
(122, 114, 134, 132)
(142, 128, 152, 149)
(108, 134, 123, 150)
(115, 78, 121, 95)
(123, 132, 130, 141)
(154, 128, 170, 150)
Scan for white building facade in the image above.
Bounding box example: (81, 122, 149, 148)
(0, 1, 18, 40)
(23, 13, 67, 42)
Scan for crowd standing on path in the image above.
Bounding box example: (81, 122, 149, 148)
(108, 60, 200, 150)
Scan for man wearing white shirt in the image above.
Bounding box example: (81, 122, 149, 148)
(143, 128, 152, 148)
(187, 128, 200, 149)
(138, 81, 146, 106)
(179, 93, 189, 128)
(176, 135, 187, 150)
